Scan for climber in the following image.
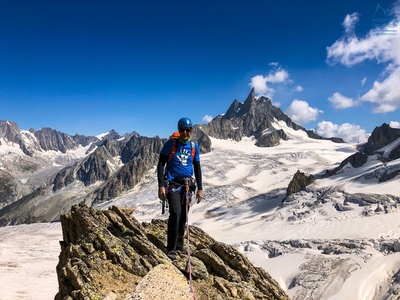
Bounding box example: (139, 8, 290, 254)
(157, 117, 203, 260)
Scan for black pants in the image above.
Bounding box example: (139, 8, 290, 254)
(167, 183, 190, 252)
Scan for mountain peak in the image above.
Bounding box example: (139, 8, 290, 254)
(364, 123, 400, 156)
(201, 89, 334, 147)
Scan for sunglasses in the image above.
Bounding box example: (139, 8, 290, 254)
(179, 128, 192, 133)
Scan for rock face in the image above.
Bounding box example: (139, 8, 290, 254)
(285, 170, 316, 198)
(321, 152, 369, 178)
(33, 127, 96, 153)
(56, 204, 289, 300)
(0, 170, 20, 209)
(364, 123, 400, 157)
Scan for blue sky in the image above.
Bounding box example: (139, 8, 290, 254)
(1, 0, 399, 142)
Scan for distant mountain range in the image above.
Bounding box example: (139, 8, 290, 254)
(0, 89, 398, 226)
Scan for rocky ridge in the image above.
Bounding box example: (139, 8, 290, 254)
(0, 136, 166, 225)
(285, 123, 400, 198)
(0, 122, 129, 210)
(56, 203, 289, 300)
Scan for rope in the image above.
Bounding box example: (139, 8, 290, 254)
(184, 179, 198, 300)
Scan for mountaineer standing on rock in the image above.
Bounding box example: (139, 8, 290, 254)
(157, 117, 203, 260)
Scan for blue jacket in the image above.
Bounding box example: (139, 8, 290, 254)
(161, 139, 200, 182)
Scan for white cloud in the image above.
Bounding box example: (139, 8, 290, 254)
(328, 92, 357, 109)
(266, 69, 289, 83)
(361, 67, 400, 113)
(296, 85, 303, 92)
(326, 25, 395, 66)
(315, 121, 338, 138)
(316, 121, 369, 143)
(343, 12, 359, 34)
(249, 68, 290, 98)
(390, 121, 400, 128)
(286, 99, 323, 124)
(250, 75, 276, 97)
(326, 3, 400, 114)
(361, 77, 367, 86)
(202, 115, 213, 123)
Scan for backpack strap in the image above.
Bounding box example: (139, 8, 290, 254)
(191, 141, 196, 159)
(168, 139, 177, 161)
(168, 139, 196, 162)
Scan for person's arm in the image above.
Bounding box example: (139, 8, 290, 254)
(193, 161, 202, 190)
(157, 153, 168, 200)
(193, 161, 203, 203)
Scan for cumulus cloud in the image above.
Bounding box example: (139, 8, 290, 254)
(326, 20, 396, 66)
(250, 75, 276, 97)
(328, 92, 357, 109)
(286, 99, 323, 124)
(249, 68, 290, 98)
(343, 12, 359, 34)
(361, 67, 400, 113)
(296, 85, 304, 92)
(390, 121, 400, 128)
(326, 2, 400, 114)
(316, 121, 369, 143)
(202, 115, 213, 123)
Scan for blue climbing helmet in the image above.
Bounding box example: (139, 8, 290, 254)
(177, 117, 193, 130)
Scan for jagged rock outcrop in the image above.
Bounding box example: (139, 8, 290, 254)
(256, 129, 288, 147)
(364, 123, 400, 157)
(56, 204, 290, 300)
(285, 170, 316, 199)
(0, 120, 21, 143)
(53, 145, 117, 191)
(321, 152, 369, 178)
(0, 120, 35, 156)
(191, 126, 213, 154)
(89, 137, 165, 204)
(0, 120, 23, 146)
(33, 127, 97, 153)
(121, 136, 161, 163)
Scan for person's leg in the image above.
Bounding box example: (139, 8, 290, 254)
(167, 190, 181, 253)
(177, 189, 189, 251)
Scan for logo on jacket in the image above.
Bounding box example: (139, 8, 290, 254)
(178, 149, 190, 166)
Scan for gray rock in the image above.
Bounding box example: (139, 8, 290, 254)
(285, 170, 316, 198)
(364, 123, 400, 157)
(55, 204, 290, 300)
